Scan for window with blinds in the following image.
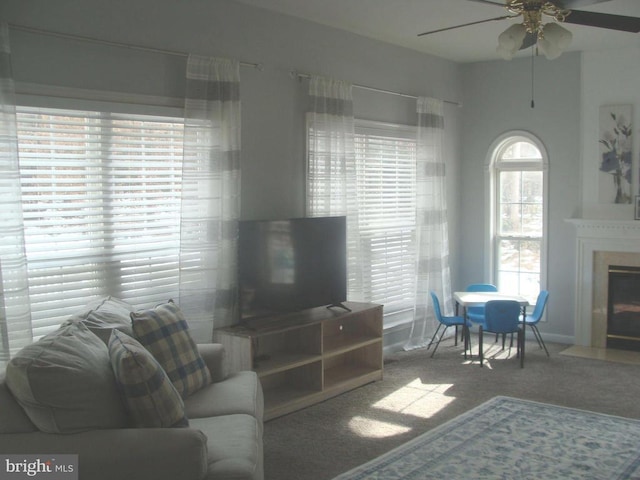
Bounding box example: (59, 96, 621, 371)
(16, 106, 184, 338)
(354, 120, 417, 328)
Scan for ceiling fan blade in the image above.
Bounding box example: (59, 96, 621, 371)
(464, 0, 615, 8)
(555, 0, 612, 8)
(564, 9, 640, 32)
(418, 15, 514, 36)
(465, 0, 506, 6)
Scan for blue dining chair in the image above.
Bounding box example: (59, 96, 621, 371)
(463, 283, 499, 343)
(478, 300, 523, 368)
(428, 291, 472, 358)
(523, 290, 550, 357)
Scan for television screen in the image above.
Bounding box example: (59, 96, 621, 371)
(238, 216, 347, 321)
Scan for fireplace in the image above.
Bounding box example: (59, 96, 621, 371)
(607, 266, 640, 351)
(567, 219, 640, 348)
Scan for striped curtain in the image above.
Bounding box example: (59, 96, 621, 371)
(405, 97, 452, 350)
(0, 23, 33, 367)
(180, 55, 241, 340)
(306, 76, 363, 301)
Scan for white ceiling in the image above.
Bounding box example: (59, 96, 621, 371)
(231, 0, 640, 63)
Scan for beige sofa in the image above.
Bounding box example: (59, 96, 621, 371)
(0, 298, 264, 480)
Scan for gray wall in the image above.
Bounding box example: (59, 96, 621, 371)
(580, 47, 640, 220)
(0, 0, 595, 344)
(1, 0, 464, 346)
(460, 53, 582, 342)
(2, 0, 463, 218)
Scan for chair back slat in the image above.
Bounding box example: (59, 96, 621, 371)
(466, 283, 498, 292)
(429, 291, 443, 322)
(484, 300, 521, 333)
(466, 284, 498, 320)
(530, 290, 550, 322)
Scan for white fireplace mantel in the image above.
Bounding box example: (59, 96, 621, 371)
(566, 219, 640, 240)
(566, 218, 640, 346)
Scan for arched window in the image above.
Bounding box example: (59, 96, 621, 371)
(487, 131, 548, 303)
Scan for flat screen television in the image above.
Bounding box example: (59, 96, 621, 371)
(238, 216, 347, 322)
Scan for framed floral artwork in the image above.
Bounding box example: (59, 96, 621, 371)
(598, 105, 633, 204)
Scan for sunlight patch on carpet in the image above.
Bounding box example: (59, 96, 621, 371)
(348, 381, 456, 438)
(400, 393, 455, 419)
(347, 416, 411, 438)
(371, 380, 455, 419)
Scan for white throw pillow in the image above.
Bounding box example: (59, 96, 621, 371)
(66, 296, 135, 344)
(5, 322, 128, 434)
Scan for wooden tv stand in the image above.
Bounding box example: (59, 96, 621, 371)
(213, 302, 383, 421)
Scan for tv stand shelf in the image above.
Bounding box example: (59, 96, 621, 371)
(213, 302, 383, 421)
(253, 352, 322, 377)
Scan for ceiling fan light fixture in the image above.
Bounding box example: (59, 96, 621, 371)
(543, 22, 572, 49)
(538, 22, 572, 60)
(497, 23, 527, 60)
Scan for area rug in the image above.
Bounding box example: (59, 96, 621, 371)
(332, 396, 640, 480)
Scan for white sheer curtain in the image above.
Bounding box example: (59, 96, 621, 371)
(181, 55, 241, 341)
(306, 76, 363, 301)
(405, 97, 452, 350)
(0, 24, 33, 367)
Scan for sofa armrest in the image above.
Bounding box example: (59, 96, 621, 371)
(0, 428, 208, 480)
(197, 343, 228, 383)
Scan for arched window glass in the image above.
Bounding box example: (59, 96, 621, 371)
(490, 133, 547, 304)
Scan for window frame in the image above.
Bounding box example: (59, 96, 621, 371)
(14, 89, 187, 338)
(485, 130, 549, 304)
(306, 116, 420, 329)
(354, 119, 418, 328)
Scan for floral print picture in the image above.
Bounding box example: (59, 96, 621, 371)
(599, 105, 633, 204)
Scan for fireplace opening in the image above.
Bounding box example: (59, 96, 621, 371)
(607, 265, 640, 351)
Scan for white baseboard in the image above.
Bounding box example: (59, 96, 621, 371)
(382, 330, 574, 357)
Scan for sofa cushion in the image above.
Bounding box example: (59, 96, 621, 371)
(185, 371, 263, 423)
(190, 414, 263, 480)
(0, 375, 37, 434)
(108, 330, 188, 428)
(4, 322, 128, 434)
(131, 300, 211, 398)
(0, 428, 209, 480)
(67, 296, 135, 344)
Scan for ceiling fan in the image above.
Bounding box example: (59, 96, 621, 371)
(418, 1, 640, 60)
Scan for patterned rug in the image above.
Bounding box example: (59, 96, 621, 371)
(332, 396, 640, 480)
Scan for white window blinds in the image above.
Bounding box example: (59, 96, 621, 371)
(16, 106, 184, 338)
(354, 121, 417, 328)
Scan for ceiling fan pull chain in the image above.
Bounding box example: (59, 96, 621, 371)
(530, 46, 535, 109)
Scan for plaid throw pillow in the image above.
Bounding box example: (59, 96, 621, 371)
(131, 300, 211, 398)
(108, 330, 188, 428)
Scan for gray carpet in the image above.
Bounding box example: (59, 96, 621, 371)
(263, 337, 640, 480)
